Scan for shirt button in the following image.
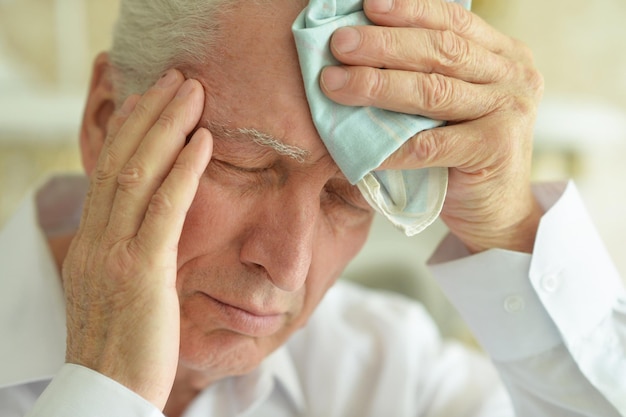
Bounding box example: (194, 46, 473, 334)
(541, 273, 561, 293)
(504, 295, 525, 313)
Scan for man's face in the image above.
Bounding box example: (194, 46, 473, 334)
(173, 0, 374, 377)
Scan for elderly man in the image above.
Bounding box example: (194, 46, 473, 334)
(1, 0, 625, 415)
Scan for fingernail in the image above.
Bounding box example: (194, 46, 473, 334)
(321, 67, 348, 92)
(157, 69, 177, 87)
(176, 79, 195, 97)
(333, 27, 361, 54)
(365, 0, 393, 13)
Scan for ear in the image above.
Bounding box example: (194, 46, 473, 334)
(79, 52, 116, 175)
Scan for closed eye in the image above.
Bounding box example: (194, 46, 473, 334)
(212, 158, 272, 173)
(322, 179, 372, 213)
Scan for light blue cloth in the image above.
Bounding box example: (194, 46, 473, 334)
(292, 0, 471, 236)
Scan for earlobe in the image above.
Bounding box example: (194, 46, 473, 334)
(79, 52, 116, 175)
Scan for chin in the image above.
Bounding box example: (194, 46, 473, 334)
(178, 327, 276, 378)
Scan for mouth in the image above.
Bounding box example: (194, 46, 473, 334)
(200, 293, 286, 337)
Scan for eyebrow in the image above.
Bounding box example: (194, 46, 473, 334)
(206, 122, 311, 163)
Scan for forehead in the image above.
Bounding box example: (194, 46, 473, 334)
(195, 0, 322, 157)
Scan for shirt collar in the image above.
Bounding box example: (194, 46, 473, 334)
(187, 346, 306, 416)
(263, 345, 307, 412)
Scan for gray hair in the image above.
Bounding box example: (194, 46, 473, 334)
(109, 0, 232, 104)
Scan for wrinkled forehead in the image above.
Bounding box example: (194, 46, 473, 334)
(196, 0, 324, 159)
(209, 0, 307, 92)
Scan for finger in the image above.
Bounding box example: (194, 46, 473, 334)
(364, 0, 527, 61)
(107, 95, 142, 146)
(379, 123, 472, 171)
(78, 94, 140, 231)
(377, 116, 520, 172)
(84, 70, 185, 232)
(133, 127, 213, 267)
(320, 65, 500, 121)
(330, 26, 509, 84)
(105, 79, 206, 241)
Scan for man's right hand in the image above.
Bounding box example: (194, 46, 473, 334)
(62, 69, 211, 409)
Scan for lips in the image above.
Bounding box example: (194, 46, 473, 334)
(199, 292, 286, 337)
(213, 295, 283, 317)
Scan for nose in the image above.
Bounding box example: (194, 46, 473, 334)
(239, 187, 318, 292)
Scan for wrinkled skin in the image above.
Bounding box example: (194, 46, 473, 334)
(60, 0, 543, 413)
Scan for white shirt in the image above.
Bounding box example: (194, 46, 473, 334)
(1, 175, 625, 416)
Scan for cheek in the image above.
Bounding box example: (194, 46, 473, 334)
(298, 217, 374, 321)
(317, 213, 374, 276)
(177, 178, 244, 267)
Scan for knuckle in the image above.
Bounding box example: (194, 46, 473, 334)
(526, 67, 545, 100)
(408, 1, 428, 23)
(447, 2, 473, 34)
(131, 100, 152, 122)
(93, 149, 120, 185)
(154, 111, 179, 133)
(362, 68, 386, 106)
(514, 96, 538, 119)
(147, 190, 175, 217)
(500, 64, 544, 115)
(419, 73, 454, 112)
(379, 29, 397, 58)
(434, 30, 469, 68)
(116, 164, 148, 189)
(407, 130, 439, 164)
(101, 243, 147, 287)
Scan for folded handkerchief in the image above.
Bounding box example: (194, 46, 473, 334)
(292, 0, 471, 236)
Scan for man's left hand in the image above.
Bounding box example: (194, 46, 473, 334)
(321, 0, 544, 253)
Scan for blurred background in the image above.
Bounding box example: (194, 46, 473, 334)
(1, 0, 625, 340)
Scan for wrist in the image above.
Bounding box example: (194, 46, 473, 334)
(444, 197, 543, 254)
